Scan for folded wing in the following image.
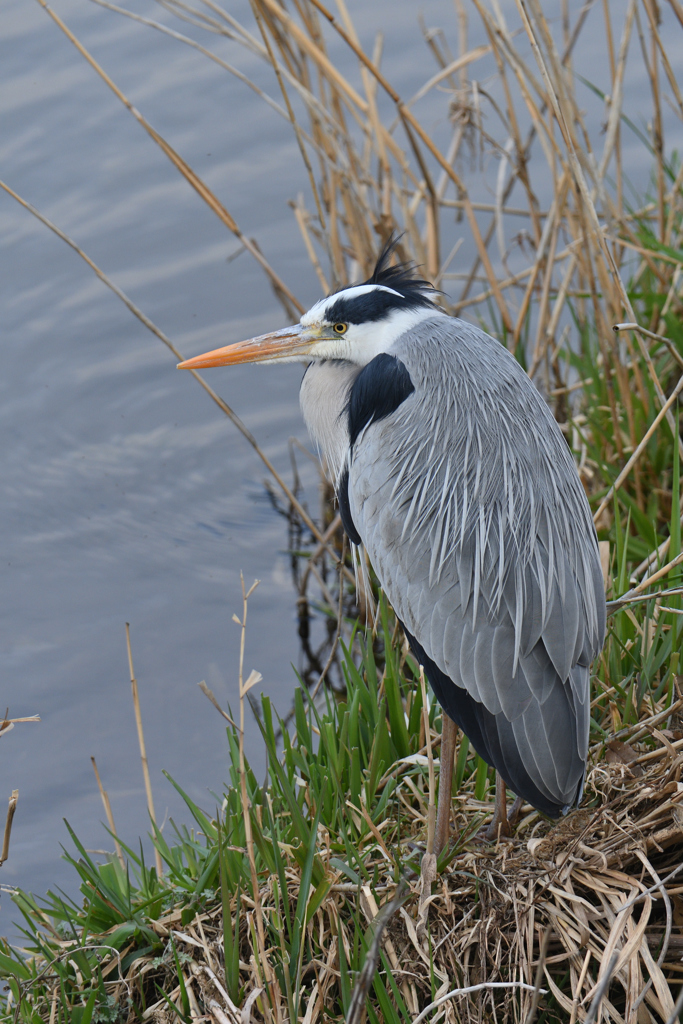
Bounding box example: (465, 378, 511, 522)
(348, 318, 606, 814)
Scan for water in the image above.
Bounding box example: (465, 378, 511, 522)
(1, 0, 680, 937)
(0, 0, 458, 929)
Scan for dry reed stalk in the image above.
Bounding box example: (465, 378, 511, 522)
(90, 757, 126, 870)
(90, 0, 293, 124)
(592, 360, 683, 525)
(356, 882, 411, 1020)
(0, 715, 40, 731)
(522, 926, 551, 1023)
(420, 669, 436, 857)
(232, 577, 278, 1021)
(125, 623, 163, 878)
(412, 981, 548, 1024)
(0, 791, 19, 866)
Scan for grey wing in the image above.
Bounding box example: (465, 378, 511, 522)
(348, 338, 605, 814)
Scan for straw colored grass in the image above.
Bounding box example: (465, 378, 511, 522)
(4, 640, 681, 1024)
(148, 747, 682, 1024)
(0, 715, 40, 869)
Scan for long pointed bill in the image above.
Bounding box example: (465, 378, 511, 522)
(177, 325, 316, 369)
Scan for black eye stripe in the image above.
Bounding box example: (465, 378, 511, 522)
(325, 287, 433, 324)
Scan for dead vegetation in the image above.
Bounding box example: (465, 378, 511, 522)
(11, 686, 678, 1024)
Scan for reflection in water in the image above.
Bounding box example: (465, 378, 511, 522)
(270, 464, 340, 689)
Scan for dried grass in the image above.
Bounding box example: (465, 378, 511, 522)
(0, 715, 40, 870)
(65, 703, 681, 1024)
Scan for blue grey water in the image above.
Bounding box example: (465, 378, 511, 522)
(0, 0, 679, 938)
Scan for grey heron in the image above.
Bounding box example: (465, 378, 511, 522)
(178, 240, 606, 852)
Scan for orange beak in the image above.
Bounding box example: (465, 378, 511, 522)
(177, 325, 317, 370)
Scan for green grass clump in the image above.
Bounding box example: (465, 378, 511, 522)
(2, 578, 682, 1024)
(0, 606, 467, 1024)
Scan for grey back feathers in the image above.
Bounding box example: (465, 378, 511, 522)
(301, 312, 606, 815)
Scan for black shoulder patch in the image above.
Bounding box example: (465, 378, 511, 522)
(347, 353, 415, 449)
(337, 467, 362, 545)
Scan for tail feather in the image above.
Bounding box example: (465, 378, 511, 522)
(402, 624, 585, 817)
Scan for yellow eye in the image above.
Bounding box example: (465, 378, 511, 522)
(332, 323, 348, 335)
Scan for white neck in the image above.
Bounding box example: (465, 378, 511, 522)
(299, 360, 360, 482)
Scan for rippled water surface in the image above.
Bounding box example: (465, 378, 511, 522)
(1, 0, 681, 936)
(0, 0, 460, 926)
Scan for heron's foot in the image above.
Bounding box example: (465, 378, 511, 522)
(479, 810, 512, 842)
(476, 773, 517, 842)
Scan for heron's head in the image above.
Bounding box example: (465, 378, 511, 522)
(177, 240, 442, 371)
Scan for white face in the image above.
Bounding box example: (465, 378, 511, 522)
(300, 284, 440, 366)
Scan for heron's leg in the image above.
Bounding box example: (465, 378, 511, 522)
(508, 794, 524, 827)
(484, 772, 513, 841)
(434, 715, 457, 857)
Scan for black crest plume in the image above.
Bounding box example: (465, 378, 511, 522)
(365, 235, 436, 304)
(323, 235, 438, 324)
